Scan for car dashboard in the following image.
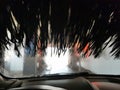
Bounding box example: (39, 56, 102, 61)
(0, 75, 120, 90)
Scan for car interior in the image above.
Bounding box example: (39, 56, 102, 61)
(0, 73, 120, 90)
(0, 0, 120, 90)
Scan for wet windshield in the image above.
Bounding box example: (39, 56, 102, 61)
(0, 40, 120, 78)
(0, 0, 120, 78)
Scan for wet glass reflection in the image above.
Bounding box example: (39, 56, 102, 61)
(1, 40, 120, 78)
(1, 43, 83, 77)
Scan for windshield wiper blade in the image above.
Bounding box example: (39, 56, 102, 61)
(40, 72, 89, 78)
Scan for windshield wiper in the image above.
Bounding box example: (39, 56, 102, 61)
(39, 72, 89, 79)
(43, 72, 89, 77)
(23, 72, 89, 81)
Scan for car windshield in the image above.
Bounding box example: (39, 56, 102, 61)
(0, 0, 120, 78)
(0, 40, 120, 78)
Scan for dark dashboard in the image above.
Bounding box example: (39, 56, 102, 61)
(0, 74, 120, 90)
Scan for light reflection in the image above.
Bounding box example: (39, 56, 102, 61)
(3, 43, 83, 77)
(44, 47, 70, 74)
(4, 44, 24, 77)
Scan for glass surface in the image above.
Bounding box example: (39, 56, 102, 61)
(0, 39, 120, 78)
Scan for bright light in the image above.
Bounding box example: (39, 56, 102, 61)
(4, 44, 24, 72)
(44, 47, 70, 74)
